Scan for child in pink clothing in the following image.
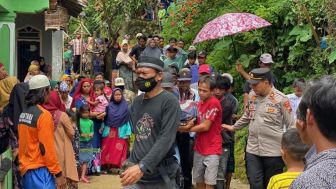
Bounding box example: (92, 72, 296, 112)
(86, 83, 108, 116)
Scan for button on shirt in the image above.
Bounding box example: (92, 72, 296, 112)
(233, 88, 295, 156)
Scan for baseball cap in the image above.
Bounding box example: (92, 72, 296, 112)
(199, 64, 211, 74)
(161, 72, 174, 88)
(29, 75, 50, 90)
(260, 53, 274, 64)
(221, 73, 233, 84)
(178, 68, 192, 81)
(247, 68, 271, 85)
(138, 56, 164, 72)
(167, 45, 178, 52)
(188, 45, 197, 51)
(136, 33, 143, 38)
(198, 51, 207, 57)
(115, 77, 125, 86)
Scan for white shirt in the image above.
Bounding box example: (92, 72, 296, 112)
(64, 95, 73, 110)
(286, 93, 302, 119)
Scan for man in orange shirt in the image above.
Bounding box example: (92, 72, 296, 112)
(18, 75, 65, 189)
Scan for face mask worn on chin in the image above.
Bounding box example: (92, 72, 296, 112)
(135, 76, 157, 92)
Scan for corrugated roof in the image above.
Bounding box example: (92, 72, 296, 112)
(49, 0, 87, 17)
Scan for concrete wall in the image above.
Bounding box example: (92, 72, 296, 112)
(15, 13, 52, 71)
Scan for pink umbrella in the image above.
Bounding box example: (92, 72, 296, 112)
(193, 13, 272, 44)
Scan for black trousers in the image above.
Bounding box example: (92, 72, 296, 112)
(245, 152, 284, 189)
(176, 133, 194, 189)
(73, 55, 81, 74)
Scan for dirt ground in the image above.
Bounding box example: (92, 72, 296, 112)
(79, 175, 249, 189)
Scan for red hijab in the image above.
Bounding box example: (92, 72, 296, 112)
(70, 78, 95, 109)
(42, 90, 66, 126)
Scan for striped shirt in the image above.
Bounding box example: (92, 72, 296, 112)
(71, 38, 83, 55)
(267, 172, 301, 189)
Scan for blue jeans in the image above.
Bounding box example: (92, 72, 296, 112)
(22, 167, 55, 189)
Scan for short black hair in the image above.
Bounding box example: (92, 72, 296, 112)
(178, 39, 184, 43)
(297, 79, 316, 121)
(307, 76, 336, 142)
(187, 52, 197, 59)
(138, 35, 147, 41)
(153, 35, 160, 39)
(198, 75, 216, 90)
(282, 128, 309, 161)
(78, 76, 86, 82)
(159, 36, 164, 40)
(169, 38, 177, 43)
(293, 78, 306, 90)
(94, 72, 104, 79)
(215, 75, 231, 90)
(25, 87, 50, 106)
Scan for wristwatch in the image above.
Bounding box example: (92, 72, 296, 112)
(139, 162, 146, 173)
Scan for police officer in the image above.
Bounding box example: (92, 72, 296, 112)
(222, 68, 295, 189)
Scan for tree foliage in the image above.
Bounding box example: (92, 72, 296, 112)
(162, 0, 336, 181)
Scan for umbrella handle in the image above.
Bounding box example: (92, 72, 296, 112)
(231, 36, 238, 60)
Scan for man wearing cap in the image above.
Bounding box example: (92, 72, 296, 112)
(222, 68, 295, 189)
(164, 45, 188, 71)
(121, 56, 181, 189)
(177, 68, 200, 102)
(176, 68, 200, 189)
(161, 71, 177, 95)
(0, 63, 8, 81)
(114, 77, 136, 105)
(18, 75, 65, 189)
(130, 35, 147, 62)
(236, 53, 276, 110)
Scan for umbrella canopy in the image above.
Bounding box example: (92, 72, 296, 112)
(193, 13, 271, 44)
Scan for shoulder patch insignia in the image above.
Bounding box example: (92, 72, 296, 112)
(283, 100, 292, 113)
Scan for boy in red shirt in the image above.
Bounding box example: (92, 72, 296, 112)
(182, 75, 222, 189)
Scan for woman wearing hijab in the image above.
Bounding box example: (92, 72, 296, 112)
(24, 64, 40, 82)
(42, 91, 79, 188)
(71, 78, 95, 110)
(71, 78, 104, 175)
(116, 41, 135, 92)
(0, 76, 19, 112)
(59, 81, 73, 110)
(110, 42, 121, 86)
(100, 88, 131, 169)
(61, 74, 73, 91)
(0, 76, 20, 188)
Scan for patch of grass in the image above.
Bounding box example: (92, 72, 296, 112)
(233, 127, 248, 183)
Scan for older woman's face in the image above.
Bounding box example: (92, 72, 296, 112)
(122, 44, 128, 52)
(65, 76, 72, 86)
(81, 82, 91, 94)
(95, 74, 104, 81)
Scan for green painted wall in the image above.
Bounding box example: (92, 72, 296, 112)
(0, 24, 10, 72)
(1, 149, 12, 189)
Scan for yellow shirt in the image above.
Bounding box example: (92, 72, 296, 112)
(267, 172, 301, 189)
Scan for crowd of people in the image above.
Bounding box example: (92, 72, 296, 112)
(0, 31, 335, 189)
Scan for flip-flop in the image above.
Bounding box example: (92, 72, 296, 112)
(0, 158, 12, 182)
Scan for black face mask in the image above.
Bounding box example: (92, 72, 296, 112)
(135, 76, 157, 92)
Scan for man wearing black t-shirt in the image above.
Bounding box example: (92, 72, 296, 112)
(121, 56, 181, 189)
